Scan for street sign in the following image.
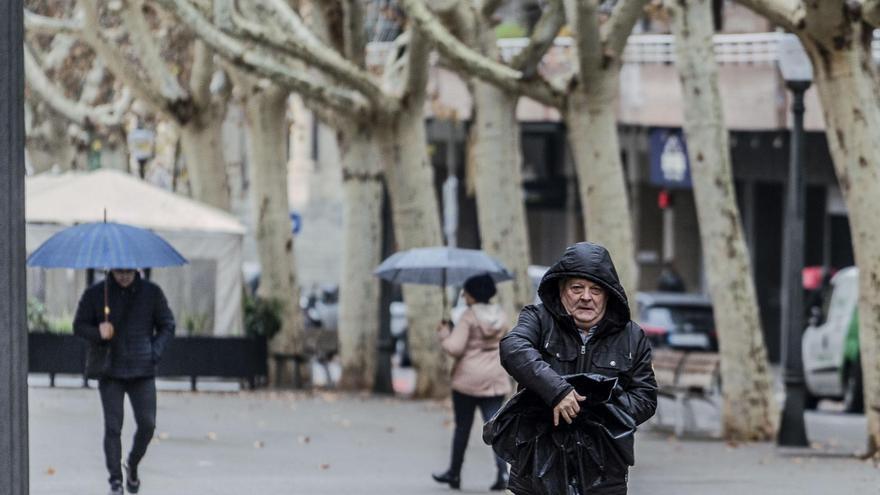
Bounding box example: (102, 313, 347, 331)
(290, 212, 302, 235)
(649, 129, 692, 189)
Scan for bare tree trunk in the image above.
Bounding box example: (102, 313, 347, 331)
(336, 121, 383, 390)
(243, 82, 308, 386)
(564, 76, 638, 297)
(178, 113, 231, 211)
(469, 81, 533, 314)
(667, 0, 777, 441)
(379, 107, 448, 398)
(806, 36, 880, 455)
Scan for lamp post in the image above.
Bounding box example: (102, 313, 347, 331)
(777, 34, 812, 447)
(1, 0, 30, 492)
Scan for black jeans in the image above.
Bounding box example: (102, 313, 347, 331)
(449, 391, 507, 476)
(99, 377, 157, 485)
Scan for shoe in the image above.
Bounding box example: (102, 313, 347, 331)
(489, 469, 509, 491)
(431, 469, 461, 490)
(123, 461, 140, 494)
(108, 482, 123, 495)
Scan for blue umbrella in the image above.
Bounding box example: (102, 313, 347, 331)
(27, 222, 187, 269)
(28, 221, 187, 324)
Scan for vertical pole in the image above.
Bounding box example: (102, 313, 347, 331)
(0, 0, 30, 492)
(778, 82, 810, 447)
(373, 184, 394, 394)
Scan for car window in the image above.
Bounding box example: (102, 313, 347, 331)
(643, 305, 714, 328)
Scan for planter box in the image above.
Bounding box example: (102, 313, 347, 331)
(28, 333, 268, 390)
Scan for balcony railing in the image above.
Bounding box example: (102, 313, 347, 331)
(367, 31, 880, 69)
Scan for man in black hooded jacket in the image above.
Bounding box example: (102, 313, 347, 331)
(499, 242, 657, 494)
(74, 269, 175, 495)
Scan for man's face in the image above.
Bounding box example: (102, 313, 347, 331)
(111, 269, 136, 288)
(559, 277, 607, 329)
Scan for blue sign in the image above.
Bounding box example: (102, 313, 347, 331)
(290, 212, 302, 235)
(649, 129, 692, 189)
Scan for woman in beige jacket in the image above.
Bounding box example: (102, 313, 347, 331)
(432, 274, 512, 491)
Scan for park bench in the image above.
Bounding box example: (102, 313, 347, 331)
(271, 327, 339, 388)
(651, 348, 721, 437)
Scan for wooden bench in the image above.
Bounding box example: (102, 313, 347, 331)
(652, 349, 721, 437)
(271, 327, 339, 388)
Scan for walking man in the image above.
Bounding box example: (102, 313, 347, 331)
(74, 268, 175, 494)
(499, 242, 657, 494)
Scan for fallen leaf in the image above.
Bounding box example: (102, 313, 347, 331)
(298, 435, 311, 444)
(319, 463, 331, 470)
(46, 467, 56, 476)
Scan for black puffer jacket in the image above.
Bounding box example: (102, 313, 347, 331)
(74, 273, 175, 379)
(499, 242, 657, 494)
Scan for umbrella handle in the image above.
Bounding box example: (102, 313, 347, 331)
(104, 270, 110, 323)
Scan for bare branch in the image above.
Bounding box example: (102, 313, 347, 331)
(189, 40, 214, 107)
(24, 10, 83, 35)
(154, 0, 373, 117)
(864, 0, 880, 27)
(260, 0, 326, 48)
(564, 0, 602, 83)
(121, 0, 189, 101)
(250, 0, 391, 108)
(402, 28, 432, 103)
(733, 0, 804, 32)
(341, 0, 367, 66)
(480, 0, 505, 19)
(510, 0, 565, 73)
(602, 0, 650, 61)
(78, 0, 174, 118)
(400, 0, 564, 107)
(24, 43, 130, 128)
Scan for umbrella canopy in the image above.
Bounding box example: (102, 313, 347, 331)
(27, 221, 187, 269)
(374, 246, 512, 287)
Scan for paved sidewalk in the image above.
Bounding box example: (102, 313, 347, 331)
(28, 383, 879, 495)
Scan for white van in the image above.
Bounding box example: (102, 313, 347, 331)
(801, 266, 863, 413)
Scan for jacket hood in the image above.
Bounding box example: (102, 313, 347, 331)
(106, 271, 143, 292)
(470, 303, 507, 338)
(537, 242, 630, 327)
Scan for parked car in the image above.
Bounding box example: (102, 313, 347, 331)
(802, 266, 863, 413)
(635, 292, 717, 352)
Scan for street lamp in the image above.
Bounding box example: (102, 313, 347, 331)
(777, 33, 812, 448)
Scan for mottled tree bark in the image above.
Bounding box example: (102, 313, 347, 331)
(243, 82, 308, 386)
(337, 121, 383, 390)
(667, 0, 777, 441)
(379, 107, 449, 398)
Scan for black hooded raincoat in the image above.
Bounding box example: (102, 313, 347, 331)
(493, 242, 657, 494)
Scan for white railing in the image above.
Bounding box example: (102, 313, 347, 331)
(368, 31, 880, 69)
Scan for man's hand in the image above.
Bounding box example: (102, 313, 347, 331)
(99, 322, 114, 340)
(553, 389, 586, 426)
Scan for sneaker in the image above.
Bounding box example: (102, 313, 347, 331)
(123, 462, 140, 494)
(108, 482, 123, 495)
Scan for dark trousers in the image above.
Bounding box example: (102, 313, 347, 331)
(449, 390, 507, 476)
(99, 377, 157, 484)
